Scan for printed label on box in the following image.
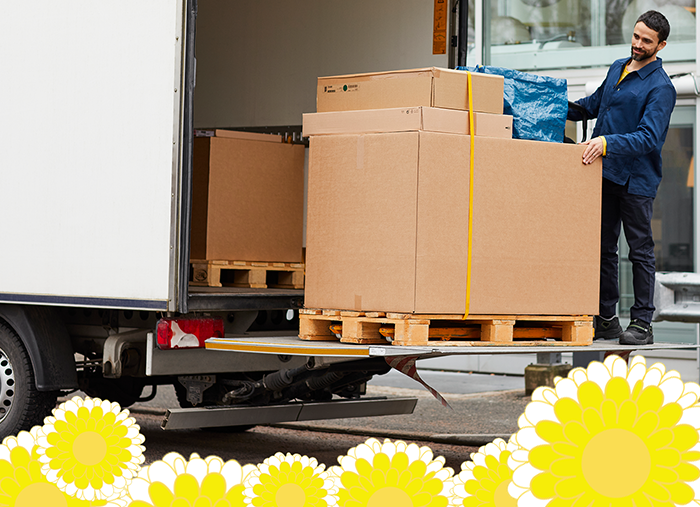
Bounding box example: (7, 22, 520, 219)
(323, 83, 359, 93)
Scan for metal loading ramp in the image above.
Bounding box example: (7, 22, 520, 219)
(205, 333, 698, 359)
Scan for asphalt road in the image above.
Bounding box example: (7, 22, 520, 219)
(124, 369, 529, 469)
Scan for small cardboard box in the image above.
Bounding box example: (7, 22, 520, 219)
(191, 133, 304, 262)
(316, 67, 504, 114)
(305, 132, 601, 315)
(302, 107, 512, 138)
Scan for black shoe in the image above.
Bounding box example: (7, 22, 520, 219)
(594, 316, 623, 340)
(619, 319, 654, 345)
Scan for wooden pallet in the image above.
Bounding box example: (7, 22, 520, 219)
(299, 309, 593, 346)
(190, 260, 304, 289)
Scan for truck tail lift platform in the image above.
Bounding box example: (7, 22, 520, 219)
(154, 332, 698, 431)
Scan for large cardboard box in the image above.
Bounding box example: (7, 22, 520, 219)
(317, 68, 504, 115)
(302, 107, 512, 138)
(191, 134, 305, 262)
(305, 132, 601, 315)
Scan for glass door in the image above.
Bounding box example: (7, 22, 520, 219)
(619, 105, 695, 342)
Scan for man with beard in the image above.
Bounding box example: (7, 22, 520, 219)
(568, 10, 675, 345)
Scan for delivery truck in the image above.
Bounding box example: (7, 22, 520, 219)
(2, 0, 690, 439)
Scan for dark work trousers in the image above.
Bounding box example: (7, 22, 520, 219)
(599, 178, 656, 323)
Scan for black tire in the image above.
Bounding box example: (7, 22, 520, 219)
(0, 322, 57, 440)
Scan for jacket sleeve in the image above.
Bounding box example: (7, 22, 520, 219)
(567, 69, 611, 121)
(604, 83, 676, 156)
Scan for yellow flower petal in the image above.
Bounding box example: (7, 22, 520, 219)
(676, 462, 700, 482)
(658, 402, 683, 428)
(668, 481, 695, 504)
(536, 420, 565, 443)
(554, 397, 583, 425)
(647, 429, 674, 451)
(553, 476, 586, 499)
(617, 400, 638, 428)
(550, 457, 578, 478)
(201, 472, 226, 501)
(651, 448, 681, 468)
(408, 460, 427, 478)
(633, 412, 660, 439)
(355, 458, 372, 477)
(225, 483, 246, 506)
(605, 377, 631, 405)
(563, 421, 589, 446)
(530, 471, 557, 499)
(373, 453, 390, 472)
(649, 465, 678, 484)
(672, 424, 699, 452)
(529, 445, 560, 472)
(173, 473, 200, 503)
(601, 399, 618, 427)
(581, 407, 605, 435)
(637, 386, 664, 413)
(578, 381, 604, 410)
(148, 481, 175, 506)
(9, 447, 30, 469)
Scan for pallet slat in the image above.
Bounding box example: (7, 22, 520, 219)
(299, 310, 593, 346)
(191, 260, 304, 289)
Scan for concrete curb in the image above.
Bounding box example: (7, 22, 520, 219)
(269, 422, 512, 447)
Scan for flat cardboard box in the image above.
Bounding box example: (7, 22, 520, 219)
(305, 132, 601, 315)
(195, 130, 283, 143)
(191, 136, 304, 262)
(302, 107, 512, 138)
(317, 67, 504, 115)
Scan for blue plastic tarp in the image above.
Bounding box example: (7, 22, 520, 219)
(458, 65, 568, 143)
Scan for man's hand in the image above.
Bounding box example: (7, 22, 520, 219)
(581, 137, 604, 165)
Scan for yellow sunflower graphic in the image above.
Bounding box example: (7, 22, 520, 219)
(244, 452, 336, 507)
(328, 438, 454, 507)
(36, 396, 145, 501)
(509, 354, 700, 506)
(0, 426, 113, 507)
(125, 451, 257, 507)
(451, 437, 520, 507)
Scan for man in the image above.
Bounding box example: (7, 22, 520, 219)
(568, 10, 676, 345)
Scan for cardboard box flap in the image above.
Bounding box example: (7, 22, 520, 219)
(432, 72, 504, 113)
(317, 67, 442, 82)
(303, 107, 512, 138)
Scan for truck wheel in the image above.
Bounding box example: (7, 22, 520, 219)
(0, 322, 57, 440)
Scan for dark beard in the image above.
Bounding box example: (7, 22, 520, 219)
(630, 45, 656, 61)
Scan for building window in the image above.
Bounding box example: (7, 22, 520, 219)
(473, 0, 696, 70)
(619, 105, 695, 316)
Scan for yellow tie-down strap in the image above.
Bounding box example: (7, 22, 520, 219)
(464, 71, 475, 319)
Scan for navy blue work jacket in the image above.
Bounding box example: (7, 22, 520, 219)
(569, 57, 676, 198)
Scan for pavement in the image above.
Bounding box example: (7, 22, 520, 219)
(130, 368, 530, 446)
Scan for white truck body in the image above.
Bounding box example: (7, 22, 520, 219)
(1, 0, 188, 311)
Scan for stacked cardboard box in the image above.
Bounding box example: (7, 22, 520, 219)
(191, 130, 304, 264)
(303, 67, 602, 316)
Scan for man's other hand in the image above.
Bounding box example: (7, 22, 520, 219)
(581, 137, 604, 165)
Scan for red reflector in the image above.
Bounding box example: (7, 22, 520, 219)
(156, 317, 224, 350)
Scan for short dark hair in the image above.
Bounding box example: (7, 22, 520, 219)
(636, 10, 671, 42)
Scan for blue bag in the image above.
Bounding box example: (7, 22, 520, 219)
(458, 66, 568, 143)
